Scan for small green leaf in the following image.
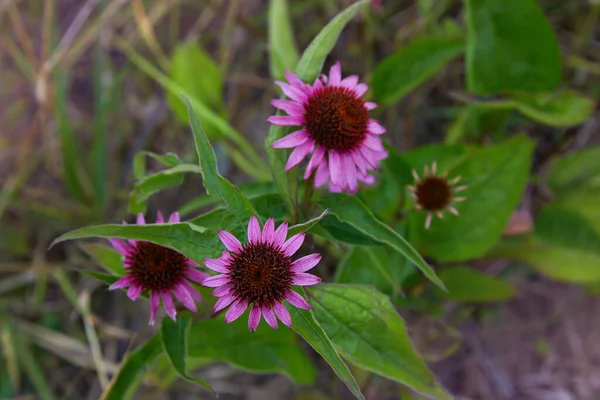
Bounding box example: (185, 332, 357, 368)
(437, 267, 516, 302)
(185, 98, 257, 227)
(101, 336, 163, 400)
(314, 215, 381, 246)
(548, 146, 600, 192)
(535, 205, 600, 253)
(308, 284, 451, 400)
(287, 209, 329, 236)
(287, 294, 365, 400)
(146, 151, 183, 168)
(161, 316, 212, 391)
(50, 222, 220, 263)
(373, 36, 463, 105)
(269, 0, 300, 80)
(78, 243, 124, 275)
(318, 194, 445, 290)
(465, 0, 561, 95)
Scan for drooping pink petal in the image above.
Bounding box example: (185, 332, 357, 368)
(217, 230, 242, 253)
(363, 134, 385, 152)
(262, 306, 279, 329)
(219, 250, 234, 264)
(350, 150, 369, 175)
(272, 222, 288, 248)
(304, 145, 326, 179)
(262, 218, 275, 244)
(203, 258, 230, 273)
(283, 71, 312, 94)
(161, 291, 177, 321)
(108, 238, 130, 256)
(127, 284, 143, 301)
(271, 99, 305, 115)
(149, 291, 160, 325)
(328, 151, 343, 187)
(340, 74, 359, 88)
(156, 211, 164, 223)
(291, 253, 322, 273)
(136, 213, 146, 225)
(343, 154, 358, 193)
(314, 160, 330, 188)
(224, 299, 249, 323)
(354, 83, 368, 97)
(173, 282, 197, 312)
(247, 216, 261, 244)
(368, 120, 386, 135)
(212, 284, 232, 297)
(286, 291, 312, 310)
(108, 275, 135, 291)
(359, 146, 381, 169)
(186, 259, 200, 267)
(248, 305, 262, 332)
(329, 183, 343, 193)
(168, 212, 181, 223)
(275, 81, 308, 103)
(268, 115, 305, 127)
(181, 280, 203, 302)
(328, 62, 342, 86)
(185, 268, 209, 284)
(202, 274, 230, 287)
(281, 233, 305, 257)
(365, 101, 377, 110)
(292, 272, 322, 286)
(285, 141, 314, 171)
(214, 294, 236, 313)
(273, 302, 292, 327)
(272, 130, 310, 149)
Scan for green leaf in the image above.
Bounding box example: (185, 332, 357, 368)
(314, 215, 381, 246)
(548, 146, 600, 192)
(445, 105, 509, 145)
(50, 222, 220, 263)
(535, 205, 600, 253)
(269, 0, 300, 80)
(318, 194, 445, 290)
(78, 243, 125, 275)
(308, 284, 451, 400)
(79, 270, 119, 287)
(101, 336, 163, 400)
(410, 135, 533, 262)
(359, 158, 404, 224)
(188, 313, 316, 385)
(437, 267, 516, 302)
(185, 98, 257, 227)
(161, 316, 212, 391)
(145, 151, 183, 168)
(287, 209, 329, 236)
(465, 0, 561, 95)
(372, 36, 463, 105)
(287, 296, 365, 400)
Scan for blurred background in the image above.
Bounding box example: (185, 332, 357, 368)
(1, 0, 599, 399)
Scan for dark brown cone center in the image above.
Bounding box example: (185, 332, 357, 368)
(128, 241, 188, 292)
(416, 177, 452, 211)
(228, 242, 293, 308)
(304, 86, 369, 152)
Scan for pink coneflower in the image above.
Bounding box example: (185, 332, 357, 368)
(108, 212, 208, 325)
(202, 216, 322, 331)
(268, 61, 388, 194)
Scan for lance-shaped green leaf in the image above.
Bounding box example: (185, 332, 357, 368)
(318, 194, 445, 290)
(547, 146, 600, 192)
(269, 0, 299, 80)
(437, 267, 516, 302)
(308, 284, 451, 400)
(78, 243, 125, 275)
(287, 209, 329, 236)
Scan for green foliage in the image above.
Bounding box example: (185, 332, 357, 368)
(465, 0, 561, 95)
(548, 146, 600, 192)
(78, 243, 125, 275)
(437, 267, 517, 302)
(269, 0, 300, 80)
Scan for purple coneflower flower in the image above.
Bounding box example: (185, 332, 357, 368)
(268, 61, 388, 194)
(202, 216, 322, 331)
(108, 212, 208, 325)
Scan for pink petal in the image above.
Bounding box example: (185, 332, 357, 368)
(161, 291, 177, 321)
(344, 154, 358, 193)
(286, 291, 312, 310)
(285, 141, 314, 171)
(291, 253, 322, 273)
(275, 81, 308, 103)
(360, 174, 376, 185)
(214, 294, 236, 313)
(272, 130, 310, 149)
(219, 250, 234, 264)
(272, 222, 288, 248)
(350, 150, 369, 175)
(354, 83, 368, 97)
(136, 213, 146, 225)
(108, 238, 130, 256)
(281, 233, 305, 257)
(262, 306, 279, 329)
(363, 134, 385, 152)
(203, 258, 230, 273)
(247, 216, 261, 244)
(267, 115, 305, 127)
(271, 99, 305, 115)
(340, 74, 359, 88)
(262, 218, 275, 244)
(314, 160, 330, 188)
(169, 212, 180, 223)
(217, 230, 242, 253)
(181, 280, 203, 302)
(368, 120, 386, 135)
(173, 282, 197, 312)
(224, 299, 249, 323)
(293, 272, 322, 286)
(284, 71, 311, 94)
(108, 275, 134, 290)
(359, 146, 381, 169)
(328, 151, 343, 187)
(273, 302, 292, 327)
(329, 183, 343, 193)
(328, 61, 342, 86)
(149, 291, 160, 325)
(185, 268, 209, 284)
(156, 211, 164, 223)
(248, 305, 262, 332)
(304, 146, 326, 179)
(186, 259, 200, 267)
(202, 274, 230, 287)
(365, 102, 377, 110)
(127, 284, 143, 301)
(212, 284, 232, 297)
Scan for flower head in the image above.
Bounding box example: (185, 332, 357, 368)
(407, 162, 468, 229)
(268, 61, 388, 194)
(202, 216, 322, 331)
(108, 212, 208, 325)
